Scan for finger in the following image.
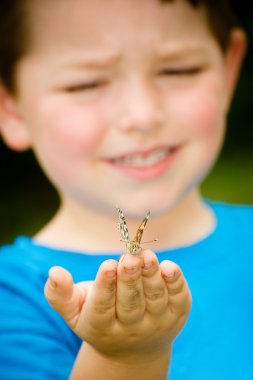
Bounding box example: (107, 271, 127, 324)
(141, 250, 168, 316)
(116, 253, 145, 325)
(85, 259, 118, 329)
(160, 260, 192, 314)
(44, 266, 86, 329)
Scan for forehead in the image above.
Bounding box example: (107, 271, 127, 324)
(26, 0, 215, 55)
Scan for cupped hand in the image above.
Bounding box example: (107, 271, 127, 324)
(44, 250, 191, 360)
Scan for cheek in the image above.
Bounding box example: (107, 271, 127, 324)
(37, 103, 107, 157)
(171, 78, 226, 140)
(168, 79, 227, 181)
(185, 99, 223, 138)
(28, 103, 108, 185)
(32, 104, 106, 159)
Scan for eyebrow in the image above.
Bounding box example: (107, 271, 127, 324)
(155, 44, 210, 60)
(60, 52, 121, 70)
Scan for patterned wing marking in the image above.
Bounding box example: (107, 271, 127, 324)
(116, 207, 130, 251)
(134, 210, 150, 246)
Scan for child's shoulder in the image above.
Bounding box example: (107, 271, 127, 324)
(211, 200, 253, 218)
(0, 236, 35, 260)
(0, 236, 44, 280)
(209, 200, 253, 242)
(0, 236, 60, 280)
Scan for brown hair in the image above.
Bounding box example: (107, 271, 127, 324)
(0, 0, 239, 93)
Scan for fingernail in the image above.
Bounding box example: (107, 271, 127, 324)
(163, 270, 175, 279)
(50, 278, 58, 288)
(105, 270, 117, 279)
(124, 266, 138, 275)
(142, 260, 154, 270)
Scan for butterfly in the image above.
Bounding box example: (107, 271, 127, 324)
(116, 207, 155, 255)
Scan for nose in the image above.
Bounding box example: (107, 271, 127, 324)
(116, 79, 164, 133)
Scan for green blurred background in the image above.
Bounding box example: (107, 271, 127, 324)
(0, 2, 252, 245)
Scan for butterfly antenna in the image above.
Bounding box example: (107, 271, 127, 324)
(141, 239, 158, 244)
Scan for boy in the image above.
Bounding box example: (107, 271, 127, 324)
(0, 0, 250, 379)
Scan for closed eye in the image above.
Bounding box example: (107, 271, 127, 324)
(65, 80, 106, 92)
(159, 67, 203, 76)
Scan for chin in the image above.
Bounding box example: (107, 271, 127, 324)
(114, 192, 177, 219)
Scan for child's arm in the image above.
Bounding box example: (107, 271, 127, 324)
(44, 250, 191, 380)
(70, 341, 171, 380)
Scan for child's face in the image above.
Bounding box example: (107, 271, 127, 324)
(9, 0, 241, 216)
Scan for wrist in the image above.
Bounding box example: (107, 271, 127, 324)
(70, 342, 172, 380)
(104, 344, 172, 366)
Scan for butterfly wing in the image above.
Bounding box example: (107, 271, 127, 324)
(134, 210, 150, 245)
(116, 207, 130, 250)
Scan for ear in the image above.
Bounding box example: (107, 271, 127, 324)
(0, 86, 31, 151)
(223, 28, 247, 110)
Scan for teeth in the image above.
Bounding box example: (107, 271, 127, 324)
(115, 149, 170, 167)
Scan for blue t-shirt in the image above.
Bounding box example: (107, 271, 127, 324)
(0, 202, 253, 380)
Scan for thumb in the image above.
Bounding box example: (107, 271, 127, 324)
(44, 266, 86, 329)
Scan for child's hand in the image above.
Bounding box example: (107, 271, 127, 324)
(44, 250, 191, 361)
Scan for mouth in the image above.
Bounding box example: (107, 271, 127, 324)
(106, 146, 179, 180)
(113, 147, 172, 166)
